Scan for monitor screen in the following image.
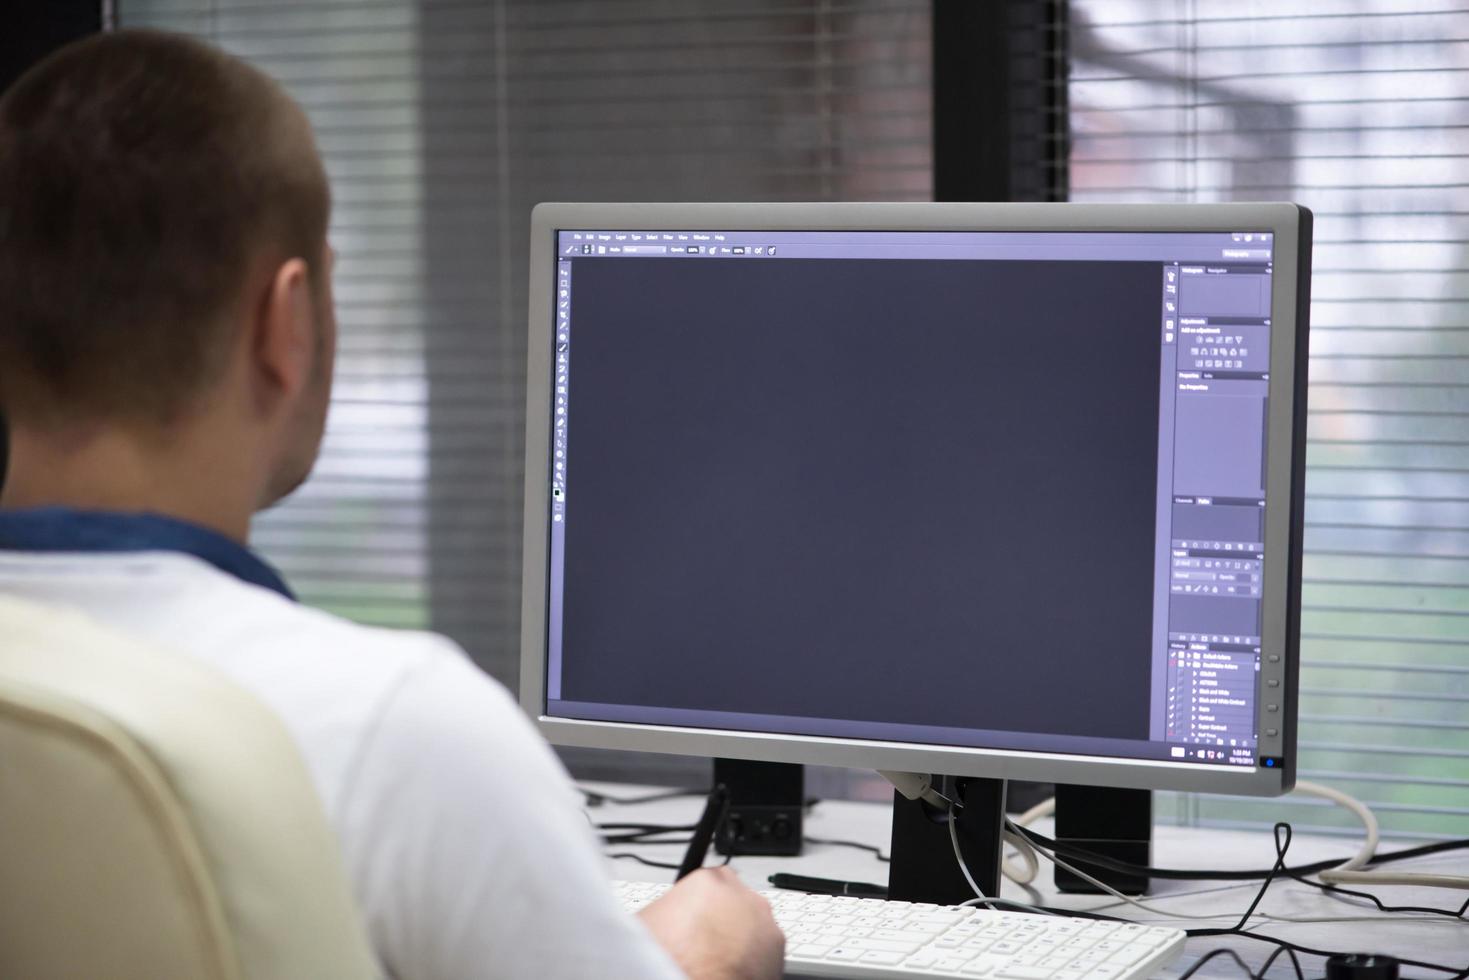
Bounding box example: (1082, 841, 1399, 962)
(521, 204, 1309, 796)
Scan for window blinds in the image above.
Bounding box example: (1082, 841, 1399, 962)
(1070, 0, 1469, 838)
(116, 0, 931, 701)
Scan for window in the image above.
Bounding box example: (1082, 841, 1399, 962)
(1071, 0, 1469, 837)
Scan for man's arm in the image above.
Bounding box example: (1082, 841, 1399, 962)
(337, 642, 780, 980)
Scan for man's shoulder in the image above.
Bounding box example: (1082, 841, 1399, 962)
(0, 549, 502, 794)
(111, 549, 459, 668)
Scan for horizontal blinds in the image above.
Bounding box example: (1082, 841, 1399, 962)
(120, 0, 434, 633)
(1071, 0, 1469, 838)
(117, 0, 931, 707)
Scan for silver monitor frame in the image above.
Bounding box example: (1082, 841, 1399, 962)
(520, 202, 1309, 797)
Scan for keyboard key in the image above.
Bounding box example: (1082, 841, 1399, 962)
(847, 937, 921, 953)
(963, 954, 1008, 976)
(860, 950, 908, 966)
(1109, 944, 1153, 966)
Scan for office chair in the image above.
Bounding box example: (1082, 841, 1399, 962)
(0, 594, 379, 980)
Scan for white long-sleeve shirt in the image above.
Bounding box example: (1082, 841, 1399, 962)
(0, 540, 683, 980)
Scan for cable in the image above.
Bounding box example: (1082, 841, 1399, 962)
(1002, 830, 1040, 886)
(804, 836, 890, 862)
(1016, 821, 1242, 921)
(1282, 866, 1469, 921)
(1189, 822, 1294, 937)
(1019, 819, 1469, 928)
(987, 816, 1469, 976)
(1001, 796, 1053, 886)
(1011, 821, 1469, 883)
(1182, 825, 1469, 978)
(948, 804, 987, 899)
(607, 852, 683, 871)
(598, 822, 697, 845)
(1177, 946, 1306, 980)
(1289, 781, 1468, 888)
(1291, 780, 1378, 871)
(1196, 930, 1469, 979)
(1012, 814, 1469, 920)
(581, 785, 707, 807)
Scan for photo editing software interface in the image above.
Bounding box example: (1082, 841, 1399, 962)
(543, 228, 1280, 770)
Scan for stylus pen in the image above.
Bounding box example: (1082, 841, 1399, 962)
(676, 784, 731, 881)
(768, 873, 888, 899)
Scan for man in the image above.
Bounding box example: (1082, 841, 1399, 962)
(0, 30, 782, 980)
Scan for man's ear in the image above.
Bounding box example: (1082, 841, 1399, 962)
(250, 257, 316, 411)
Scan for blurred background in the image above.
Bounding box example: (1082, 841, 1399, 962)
(14, 0, 1465, 840)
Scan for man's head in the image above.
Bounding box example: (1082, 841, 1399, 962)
(0, 30, 334, 512)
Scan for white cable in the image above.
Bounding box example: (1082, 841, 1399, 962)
(1002, 830, 1040, 886)
(1315, 870, 1469, 890)
(1292, 780, 1378, 872)
(949, 805, 988, 899)
(1293, 780, 1469, 890)
(1012, 821, 1234, 920)
(1000, 796, 1054, 886)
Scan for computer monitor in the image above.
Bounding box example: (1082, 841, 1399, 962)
(519, 203, 1310, 816)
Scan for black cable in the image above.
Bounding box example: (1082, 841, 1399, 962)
(1178, 945, 1306, 980)
(805, 836, 891, 863)
(1012, 823, 1469, 882)
(1189, 822, 1295, 939)
(596, 822, 697, 832)
(602, 834, 694, 846)
(1200, 930, 1468, 979)
(1284, 868, 1469, 920)
(596, 821, 698, 845)
(581, 786, 708, 807)
(1178, 823, 1469, 979)
(607, 853, 684, 870)
(1012, 821, 1469, 919)
(601, 830, 696, 846)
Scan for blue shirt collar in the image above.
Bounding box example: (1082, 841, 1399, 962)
(0, 507, 295, 600)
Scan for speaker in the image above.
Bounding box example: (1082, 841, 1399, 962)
(712, 759, 804, 857)
(1053, 784, 1152, 895)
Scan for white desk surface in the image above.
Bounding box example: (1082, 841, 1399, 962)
(583, 783, 1468, 979)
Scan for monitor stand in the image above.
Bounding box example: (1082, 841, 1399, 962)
(1053, 784, 1152, 895)
(888, 776, 1007, 904)
(886, 778, 1154, 904)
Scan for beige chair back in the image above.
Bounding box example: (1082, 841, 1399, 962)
(0, 595, 379, 980)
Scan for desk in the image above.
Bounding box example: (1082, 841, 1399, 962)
(585, 783, 1468, 978)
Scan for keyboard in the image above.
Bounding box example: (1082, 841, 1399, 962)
(613, 880, 1186, 979)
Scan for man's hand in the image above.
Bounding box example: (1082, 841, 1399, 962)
(636, 867, 784, 980)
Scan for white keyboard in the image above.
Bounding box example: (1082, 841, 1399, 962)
(613, 880, 1185, 979)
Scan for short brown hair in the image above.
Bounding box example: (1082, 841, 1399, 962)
(0, 30, 330, 427)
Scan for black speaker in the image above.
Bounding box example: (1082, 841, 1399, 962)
(712, 759, 804, 857)
(1053, 784, 1152, 895)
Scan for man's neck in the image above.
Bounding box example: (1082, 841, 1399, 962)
(0, 423, 257, 544)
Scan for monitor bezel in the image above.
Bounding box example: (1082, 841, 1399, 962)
(520, 201, 1309, 797)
